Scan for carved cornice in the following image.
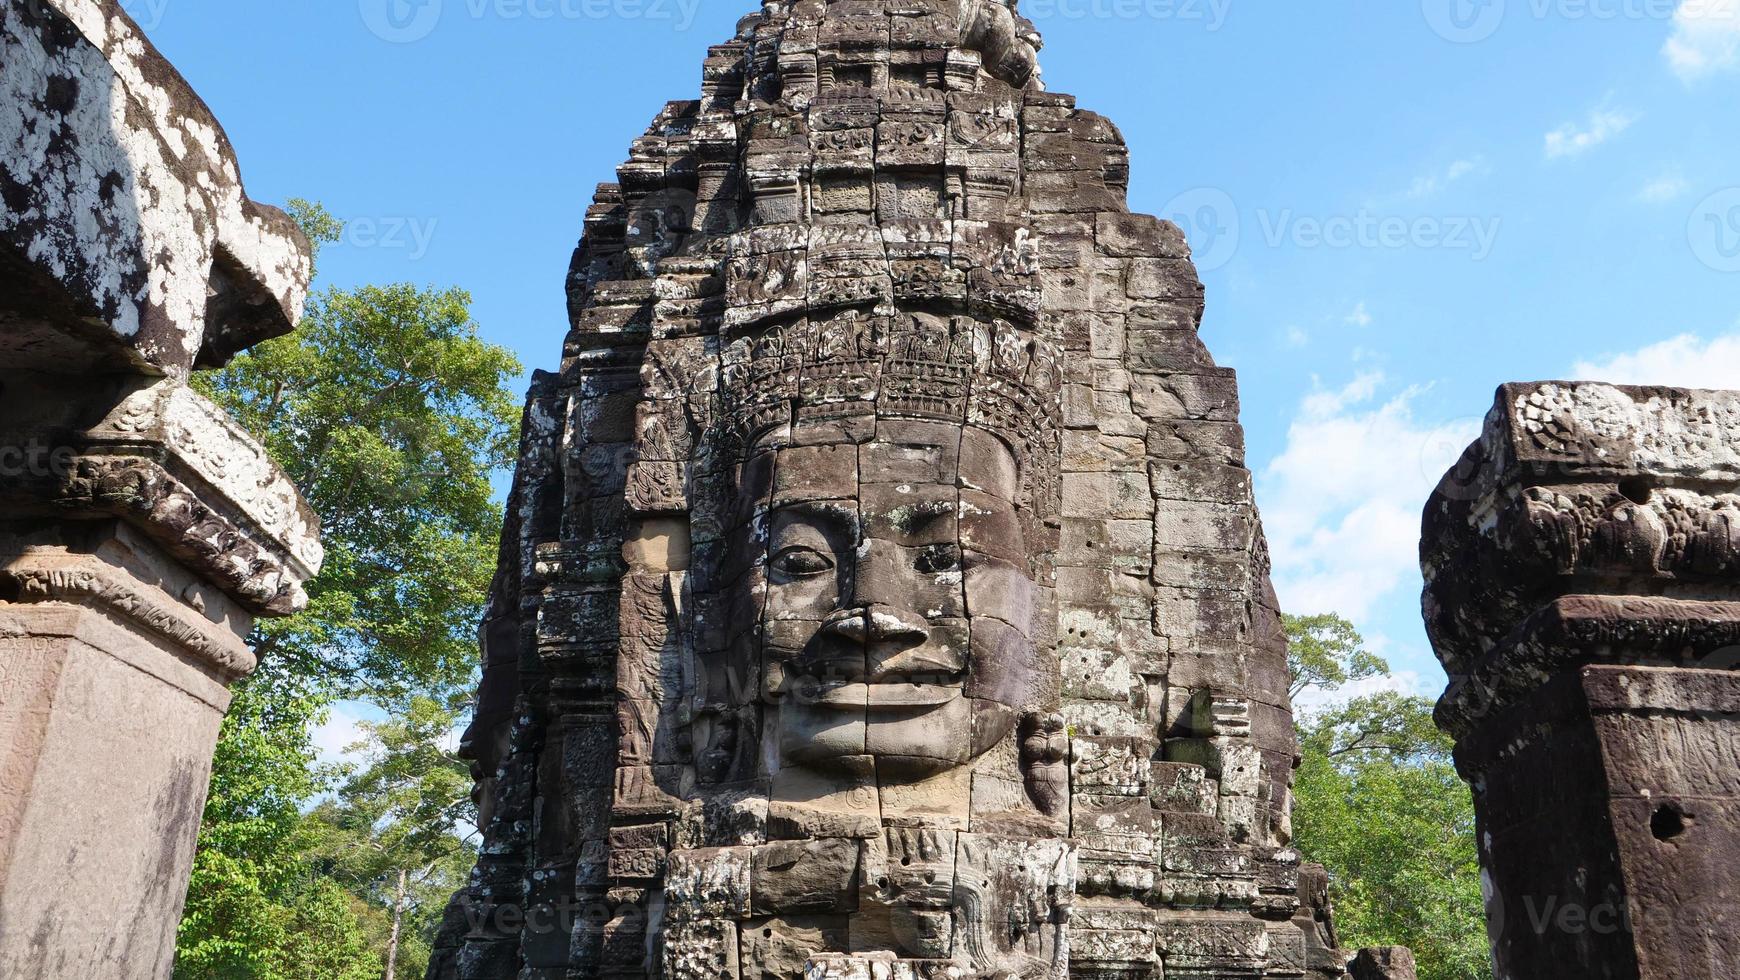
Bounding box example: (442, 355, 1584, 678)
(0, 378, 321, 616)
(1, 560, 256, 681)
(1424, 382, 1740, 674)
(1434, 595, 1740, 742)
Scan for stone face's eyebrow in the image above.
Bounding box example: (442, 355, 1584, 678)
(774, 499, 860, 529)
(906, 498, 955, 527)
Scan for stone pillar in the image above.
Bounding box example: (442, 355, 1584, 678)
(1422, 382, 1740, 980)
(2, 2, 318, 976)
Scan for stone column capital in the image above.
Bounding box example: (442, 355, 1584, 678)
(0, 375, 321, 615)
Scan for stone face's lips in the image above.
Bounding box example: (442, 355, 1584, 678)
(797, 680, 964, 709)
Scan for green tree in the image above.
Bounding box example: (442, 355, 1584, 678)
(1285, 613, 1492, 980)
(1287, 611, 1389, 702)
(176, 200, 521, 976)
(305, 695, 478, 980)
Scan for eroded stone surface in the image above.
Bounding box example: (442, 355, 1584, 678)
(1, 0, 310, 376)
(0, 3, 317, 975)
(432, 1, 1343, 977)
(1423, 382, 1740, 980)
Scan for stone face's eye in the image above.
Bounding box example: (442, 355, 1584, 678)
(772, 545, 835, 579)
(916, 543, 962, 574)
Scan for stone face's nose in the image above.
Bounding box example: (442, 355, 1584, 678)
(820, 604, 929, 649)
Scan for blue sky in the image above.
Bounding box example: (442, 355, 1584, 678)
(134, 0, 1740, 717)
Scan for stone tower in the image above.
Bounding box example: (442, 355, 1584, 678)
(2, 2, 319, 974)
(432, 2, 1348, 977)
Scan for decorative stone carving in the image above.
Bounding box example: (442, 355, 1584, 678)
(434, 2, 1351, 978)
(0, 2, 318, 975)
(1423, 381, 1740, 979)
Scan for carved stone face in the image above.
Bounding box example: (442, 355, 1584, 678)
(742, 419, 1038, 783)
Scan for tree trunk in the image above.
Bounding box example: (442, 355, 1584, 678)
(385, 868, 407, 980)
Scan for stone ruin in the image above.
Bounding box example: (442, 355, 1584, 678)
(1423, 382, 1740, 980)
(0, 1, 318, 976)
(430, 1, 1369, 977)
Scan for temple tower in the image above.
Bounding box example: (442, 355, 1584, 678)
(434, 2, 1346, 977)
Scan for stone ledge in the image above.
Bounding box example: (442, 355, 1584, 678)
(1, 554, 255, 682)
(1423, 381, 1740, 674)
(1, 0, 310, 375)
(1435, 595, 1740, 741)
(0, 376, 321, 615)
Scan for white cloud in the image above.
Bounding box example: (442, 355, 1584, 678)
(1261, 375, 1480, 624)
(311, 703, 371, 768)
(1571, 331, 1740, 389)
(1407, 156, 1489, 199)
(1544, 107, 1639, 160)
(1285, 325, 1310, 348)
(1445, 158, 1483, 181)
(1665, 0, 1740, 81)
(1638, 172, 1691, 203)
(1345, 302, 1373, 328)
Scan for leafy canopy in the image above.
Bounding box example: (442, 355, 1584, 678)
(194, 203, 521, 701)
(1284, 613, 1492, 980)
(177, 200, 518, 977)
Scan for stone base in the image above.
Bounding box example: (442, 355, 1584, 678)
(1461, 663, 1740, 980)
(0, 522, 250, 979)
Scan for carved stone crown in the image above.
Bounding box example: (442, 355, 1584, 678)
(714, 310, 1062, 509)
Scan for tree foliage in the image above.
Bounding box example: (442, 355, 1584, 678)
(194, 219, 521, 699)
(176, 200, 518, 976)
(304, 695, 478, 980)
(1286, 611, 1389, 702)
(1285, 613, 1492, 980)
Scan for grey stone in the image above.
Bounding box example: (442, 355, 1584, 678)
(0, 3, 318, 976)
(435, 1, 1344, 976)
